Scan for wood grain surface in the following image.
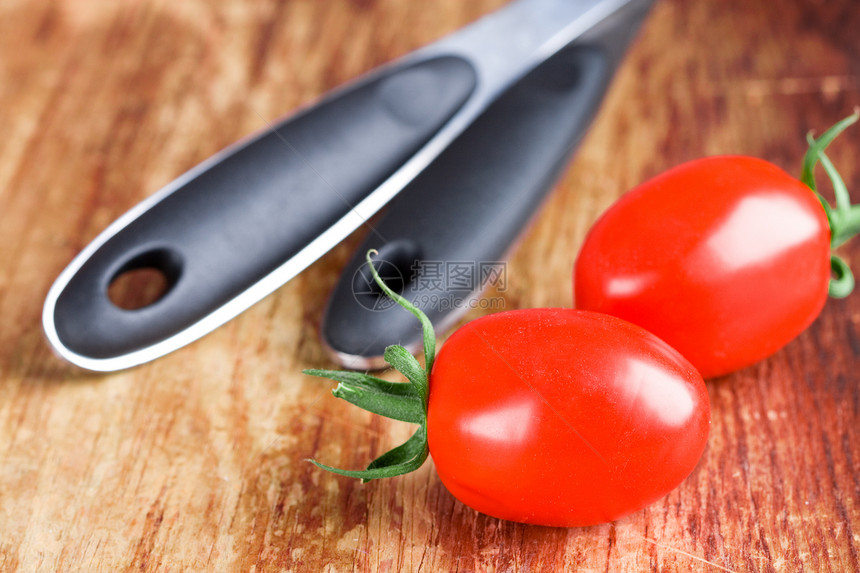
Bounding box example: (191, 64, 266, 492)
(1, 0, 858, 571)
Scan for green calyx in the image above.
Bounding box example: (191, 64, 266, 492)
(799, 109, 860, 298)
(304, 249, 436, 482)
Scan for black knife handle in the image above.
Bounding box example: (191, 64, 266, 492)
(49, 55, 476, 360)
(321, 0, 652, 366)
(321, 43, 619, 365)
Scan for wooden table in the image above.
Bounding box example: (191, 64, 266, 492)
(1, 0, 858, 570)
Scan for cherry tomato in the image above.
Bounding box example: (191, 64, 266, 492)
(427, 308, 709, 527)
(309, 254, 709, 527)
(574, 156, 832, 379)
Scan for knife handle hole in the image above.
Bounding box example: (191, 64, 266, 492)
(354, 258, 407, 298)
(107, 248, 183, 311)
(351, 242, 421, 310)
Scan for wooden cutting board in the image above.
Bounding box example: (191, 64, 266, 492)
(1, 0, 858, 570)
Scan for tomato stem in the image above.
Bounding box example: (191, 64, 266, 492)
(304, 249, 434, 481)
(799, 109, 860, 298)
(814, 147, 860, 249)
(829, 256, 855, 299)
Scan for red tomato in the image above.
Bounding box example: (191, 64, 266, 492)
(427, 308, 710, 527)
(309, 252, 709, 527)
(574, 156, 831, 379)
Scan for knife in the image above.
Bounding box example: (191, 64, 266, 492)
(42, 0, 654, 371)
(322, 0, 653, 368)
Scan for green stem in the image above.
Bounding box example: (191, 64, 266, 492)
(361, 249, 437, 379)
(304, 250, 436, 481)
(309, 427, 429, 482)
(799, 110, 860, 297)
(829, 255, 855, 299)
(815, 149, 860, 248)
